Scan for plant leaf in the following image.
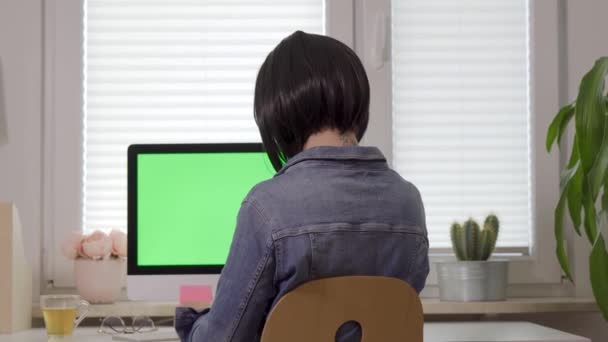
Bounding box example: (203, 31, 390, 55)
(555, 161, 579, 281)
(555, 188, 574, 281)
(546, 103, 575, 152)
(589, 233, 608, 320)
(583, 181, 599, 244)
(568, 169, 584, 236)
(567, 134, 580, 169)
(560, 161, 580, 195)
(604, 177, 608, 213)
(589, 118, 608, 198)
(567, 135, 583, 235)
(575, 57, 608, 174)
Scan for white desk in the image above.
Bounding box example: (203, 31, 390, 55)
(0, 322, 590, 342)
(424, 322, 590, 342)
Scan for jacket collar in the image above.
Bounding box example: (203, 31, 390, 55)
(276, 146, 387, 176)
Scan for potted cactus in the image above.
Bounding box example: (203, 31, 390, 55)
(437, 214, 508, 301)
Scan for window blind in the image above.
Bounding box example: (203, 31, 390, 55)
(83, 0, 325, 233)
(391, 0, 530, 248)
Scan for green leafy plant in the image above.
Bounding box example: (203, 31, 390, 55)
(450, 214, 500, 261)
(546, 56, 608, 320)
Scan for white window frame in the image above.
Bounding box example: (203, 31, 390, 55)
(43, 0, 354, 287)
(355, 0, 564, 288)
(44, 0, 567, 291)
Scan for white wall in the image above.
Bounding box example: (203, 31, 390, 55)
(565, 0, 608, 99)
(0, 0, 43, 298)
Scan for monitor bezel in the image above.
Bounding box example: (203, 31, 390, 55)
(127, 143, 266, 275)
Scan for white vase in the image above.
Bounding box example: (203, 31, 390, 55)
(74, 258, 126, 304)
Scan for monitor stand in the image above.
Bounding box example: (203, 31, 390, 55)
(127, 274, 219, 302)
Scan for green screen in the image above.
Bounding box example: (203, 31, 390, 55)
(137, 152, 274, 266)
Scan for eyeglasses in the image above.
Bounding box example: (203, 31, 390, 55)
(98, 316, 172, 335)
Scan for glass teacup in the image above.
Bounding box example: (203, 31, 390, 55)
(40, 295, 89, 340)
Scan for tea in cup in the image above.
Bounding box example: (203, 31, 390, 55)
(40, 295, 89, 339)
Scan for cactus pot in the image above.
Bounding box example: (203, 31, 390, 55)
(437, 260, 508, 301)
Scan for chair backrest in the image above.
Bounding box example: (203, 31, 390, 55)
(261, 276, 423, 342)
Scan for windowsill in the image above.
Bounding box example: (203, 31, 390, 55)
(421, 297, 598, 314)
(32, 297, 598, 318)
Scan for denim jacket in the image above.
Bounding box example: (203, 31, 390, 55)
(175, 146, 429, 342)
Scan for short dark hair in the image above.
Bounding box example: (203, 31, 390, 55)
(254, 31, 370, 171)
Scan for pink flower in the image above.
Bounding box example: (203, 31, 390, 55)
(78, 242, 87, 258)
(109, 230, 127, 258)
(81, 230, 113, 260)
(61, 231, 84, 260)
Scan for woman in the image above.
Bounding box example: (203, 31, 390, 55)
(176, 31, 429, 342)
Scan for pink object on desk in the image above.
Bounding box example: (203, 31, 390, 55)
(179, 285, 213, 305)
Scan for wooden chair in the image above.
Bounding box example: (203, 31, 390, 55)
(261, 276, 423, 342)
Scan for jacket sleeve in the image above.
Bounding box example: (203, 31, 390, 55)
(410, 189, 429, 293)
(175, 199, 277, 341)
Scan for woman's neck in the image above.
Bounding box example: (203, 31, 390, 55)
(303, 129, 358, 150)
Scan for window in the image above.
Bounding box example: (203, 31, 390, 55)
(355, 0, 562, 285)
(83, 0, 325, 233)
(47, 0, 345, 285)
(391, 0, 530, 249)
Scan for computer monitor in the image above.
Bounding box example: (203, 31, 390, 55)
(127, 143, 275, 301)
